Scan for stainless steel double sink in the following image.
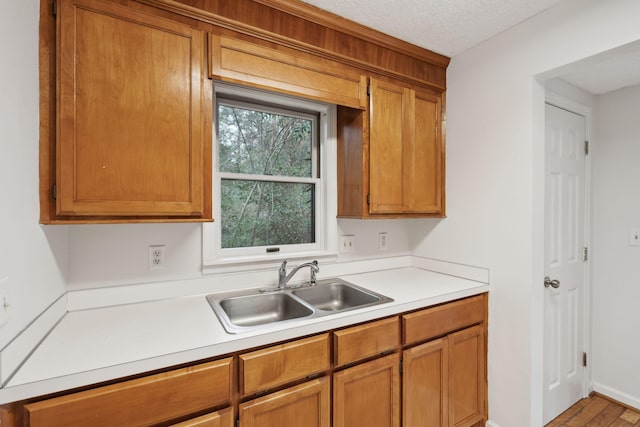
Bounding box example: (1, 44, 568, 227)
(206, 278, 393, 334)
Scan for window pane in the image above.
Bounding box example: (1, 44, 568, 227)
(221, 179, 315, 249)
(218, 104, 314, 178)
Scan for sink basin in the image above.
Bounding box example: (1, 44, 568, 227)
(292, 282, 381, 311)
(207, 278, 393, 334)
(210, 293, 313, 332)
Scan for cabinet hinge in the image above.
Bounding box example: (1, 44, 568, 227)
(366, 194, 370, 205)
(583, 352, 587, 367)
(52, 184, 57, 200)
(367, 85, 370, 96)
(399, 359, 403, 375)
(52, 0, 57, 17)
(236, 417, 240, 427)
(583, 247, 588, 262)
(584, 140, 589, 155)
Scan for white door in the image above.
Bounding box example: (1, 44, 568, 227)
(543, 103, 587, 424)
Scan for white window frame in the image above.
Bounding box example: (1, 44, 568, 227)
(203, 83, 338, 274)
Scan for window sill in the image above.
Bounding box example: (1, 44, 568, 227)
(202, 251, 338, 275)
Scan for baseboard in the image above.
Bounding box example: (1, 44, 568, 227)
(485, 421, 502, 427)
(0, 294, 67, 386)
(593, 383, 640, 411)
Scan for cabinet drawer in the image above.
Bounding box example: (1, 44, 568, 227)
(24, 358, 233, 427)
(240, 334, 330, 395)
(334, 317, 400, 366)
(403, 294, 486, 345)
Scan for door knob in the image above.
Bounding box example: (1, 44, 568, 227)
(544, 276, 560, 288)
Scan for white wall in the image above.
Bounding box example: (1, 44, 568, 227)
(410, 0, 640, 425)
(0, 1, 68, 349)
(66, 219, 411, 289)
(591, 84, 640, 408)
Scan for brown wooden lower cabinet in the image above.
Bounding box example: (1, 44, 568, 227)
(403, 325, 486, 427)
(333, 353, 401, 427)
(239, 377, 330, 427)
(3, 294, 487, 427)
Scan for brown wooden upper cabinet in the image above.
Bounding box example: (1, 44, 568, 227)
(208, 34, 367, 109)
(338, 78, 445, 218)
(42, 0, 212, 222)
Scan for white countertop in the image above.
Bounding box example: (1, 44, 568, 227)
(0, 267, 488, 404)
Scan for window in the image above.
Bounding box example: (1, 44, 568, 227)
(203, 83, 337, 270)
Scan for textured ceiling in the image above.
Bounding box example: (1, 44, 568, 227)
(299, 0, 565, 57)
(300, 0, 640, 95)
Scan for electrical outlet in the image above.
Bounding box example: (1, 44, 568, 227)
(0, 277, 9, 328)
(339, 235, 355, 253)
(378, 232, 388, 250)
(149, 245, 166, 270)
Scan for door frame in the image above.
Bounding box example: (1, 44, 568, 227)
(543, 91, 593, 402)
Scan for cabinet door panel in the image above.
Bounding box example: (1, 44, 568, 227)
(369, 79, 409, 214)
(411, 91, 443, 213)
(449, 325, 486, 427)
(170, 407, 234, 427)
(333, 353, 400, 427)
(403, 338, 449, 427)
(57, 0, 209, 217)
(210, 35, 367, 109)
(240, 378, 330, 427)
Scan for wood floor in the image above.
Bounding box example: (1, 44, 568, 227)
(546, 394, 640, 427)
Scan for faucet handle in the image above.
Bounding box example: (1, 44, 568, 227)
(310, 260, 319, 285)
(280, 259, 289, 271)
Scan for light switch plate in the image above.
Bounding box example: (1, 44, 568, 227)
(629, 229, 640, 246)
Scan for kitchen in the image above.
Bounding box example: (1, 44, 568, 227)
(1, 0, 640, 426)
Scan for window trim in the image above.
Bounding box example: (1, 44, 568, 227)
(203, 83, 338, 273)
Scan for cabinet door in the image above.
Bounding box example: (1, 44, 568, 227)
(333, 353, 400, 427)
(410, 90, 443, 214)
(170, 408, 234, 427)
(209, 35, 367, 109)
(239, 378, 330, 427)
(369, 78, 411, 214)
(449, 325, 486, 427)
(369, 79, 444, 216)
(403, 338, 449, 427)
(56, 0, 210, 218)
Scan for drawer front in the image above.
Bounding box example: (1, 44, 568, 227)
(334, 317, 400, 367)
(403, 294, 486, 345)
(24, 358, 233, 427)
(240, 334, 330, 396)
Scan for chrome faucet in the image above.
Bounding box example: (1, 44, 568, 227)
(278, 259, 319, 289)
